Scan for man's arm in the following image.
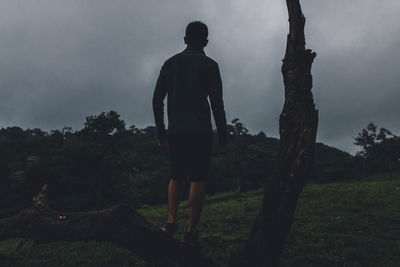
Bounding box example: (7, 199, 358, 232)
(208, 63, 228, 148)
(152, 63, 168, 144)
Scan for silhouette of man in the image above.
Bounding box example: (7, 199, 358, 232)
(152, 21, 228, 245)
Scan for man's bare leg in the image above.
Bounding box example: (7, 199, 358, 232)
(187, 181, 205, 233)
(168, 179, 183, 224)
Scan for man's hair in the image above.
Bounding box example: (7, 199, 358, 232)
(185, 21, 208, 46)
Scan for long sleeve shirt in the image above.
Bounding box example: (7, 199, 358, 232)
(152, 46, 228, 146)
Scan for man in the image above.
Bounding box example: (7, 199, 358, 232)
(152, 21, 228, 245)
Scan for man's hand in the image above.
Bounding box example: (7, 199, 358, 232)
(217, 144, 229, 154)
(157, 138, 168, 147)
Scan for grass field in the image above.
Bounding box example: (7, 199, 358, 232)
(1, 173, 399, 266)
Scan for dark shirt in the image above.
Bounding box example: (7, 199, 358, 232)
(152, 46, 228, 146)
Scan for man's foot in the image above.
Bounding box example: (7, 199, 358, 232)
(161, 222, 178, 235)
(183, 231, 200, 248)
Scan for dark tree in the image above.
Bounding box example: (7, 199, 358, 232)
(83, 110, 126, 135)
(354, 122, 379, 158)
(355, 122, 400, 173)
(230, 0, 318, 265)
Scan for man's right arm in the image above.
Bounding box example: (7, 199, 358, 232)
(208, 63, 228, 147)
(152, 63, 168, 144)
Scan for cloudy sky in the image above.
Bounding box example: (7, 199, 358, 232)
(0, 0, 399, 154)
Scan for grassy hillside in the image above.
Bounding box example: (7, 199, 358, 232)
(1, 173, 399, 266)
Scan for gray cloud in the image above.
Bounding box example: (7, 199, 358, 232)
(0, 0, 399, 154)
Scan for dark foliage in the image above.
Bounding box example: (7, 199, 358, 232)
(0, 111, 360, 218)
(354, 122, 400, 174)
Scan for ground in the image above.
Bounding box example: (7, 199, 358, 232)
(0, 172, 399, 266)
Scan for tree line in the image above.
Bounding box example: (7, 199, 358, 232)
(0, 111, 397, 217)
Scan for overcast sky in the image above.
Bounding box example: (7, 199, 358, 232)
(0, 0, 399, 154)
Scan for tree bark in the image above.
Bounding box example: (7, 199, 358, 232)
(229, 0, 317, 266)
(0, 185, 215, 267)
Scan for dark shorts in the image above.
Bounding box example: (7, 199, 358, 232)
(168, 132, 212, 182)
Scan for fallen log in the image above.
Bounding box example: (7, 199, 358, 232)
(0, 184, 215, 267)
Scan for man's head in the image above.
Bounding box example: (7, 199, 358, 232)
(184, 21, 208, 49)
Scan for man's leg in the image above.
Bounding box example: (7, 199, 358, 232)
(187, 180, 205, 233)
(168, 178, 184, 224)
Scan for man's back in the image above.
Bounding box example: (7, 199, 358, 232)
(153, 47, 227, 145)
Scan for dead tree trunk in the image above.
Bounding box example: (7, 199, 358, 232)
(229, 0, 317, 266)
(0, 185, 215, 267)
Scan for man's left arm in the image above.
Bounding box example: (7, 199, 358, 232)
(152, 63, 168, 145)
(208, 63, 228, 149)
